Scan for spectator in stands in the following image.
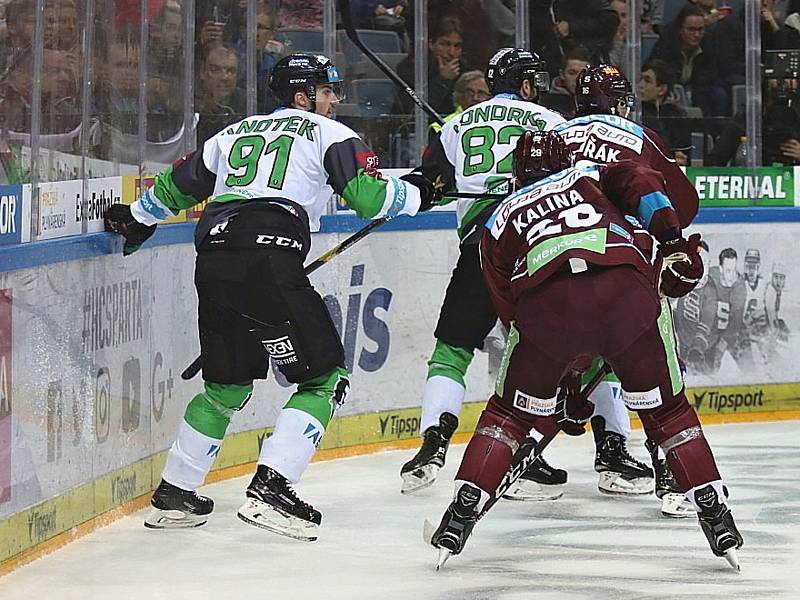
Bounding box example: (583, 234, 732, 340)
(428, 70, 490, 140)
(234, 2, 283, 112)
(542, 46, 591, 118)
(762, 0, 800, 48)
(150, 0, 182, 65)
(277, 0, 323, 29)
(196, 41, 246, 145)
(352, 0, 407, 42)
(640, 59, 692, 164)
(707, 78, 800, 166)
(531, 0, 620, 76)
(608, 0, 627, 67)
(0, 48, 81, 135)
(642, 0, 665, 33)
(649, 5, 728, 116)
(396, 16, 468, 115)
(1, 0, 35, 72)
(43, 0, 79, 52)
(404, 0, 501, 72)
(688, 0, 731, 30)
(197, 0, 243, 56)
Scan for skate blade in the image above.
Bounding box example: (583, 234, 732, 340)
(435, 547, 452, 571)
(401, 464, 440, 495)
(660, 493, 694, 518)
(423, 519, 436, 545)
(724, 548, 741, 572)
(597, 472, 653, 495)
(502, 480, 564, 502)
(236, 498, 318, 542)
(144, 508, 208, 529)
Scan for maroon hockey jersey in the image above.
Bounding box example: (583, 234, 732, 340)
(554, 114, 698, 228)
(482, 160, 679, 326)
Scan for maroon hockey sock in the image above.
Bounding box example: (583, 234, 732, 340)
(641, 392, 721, 491)
(454, 400, 546, 495)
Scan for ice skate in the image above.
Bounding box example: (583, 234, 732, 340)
(144, 479, 214, 529)
(237, 465, 322, 541)
(400, 412, 459, 494)
(593, 417, 653, 495)
(502, 455, 566, 501)
(693, 484, 744, 571)
(429, 483, 481, 569)
(645, 439, 693, 517)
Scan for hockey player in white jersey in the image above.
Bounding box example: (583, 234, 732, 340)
(400, 48, 569, 499)
(104, 54, 440, 541)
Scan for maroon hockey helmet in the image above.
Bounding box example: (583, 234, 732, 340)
(574, 64, 635, 117)
(513, 130, 574, 187)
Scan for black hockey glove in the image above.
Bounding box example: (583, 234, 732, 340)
(104, 203, 157, 256)
(400, 171, 444, 212)
(554, 370, 592, 436)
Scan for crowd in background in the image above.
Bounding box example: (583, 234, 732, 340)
(1, 0, 800, 179)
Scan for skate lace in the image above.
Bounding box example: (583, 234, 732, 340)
(283, 482, 314, 513)
(618, 442, 648, 468)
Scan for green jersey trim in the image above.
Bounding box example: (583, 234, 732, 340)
(526, 228, 608, 276)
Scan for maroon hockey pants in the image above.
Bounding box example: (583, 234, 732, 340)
(456, 265, 721, 497)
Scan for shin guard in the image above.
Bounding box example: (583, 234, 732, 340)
(454, 401, 534, 496)
(641, 392, 721, 492)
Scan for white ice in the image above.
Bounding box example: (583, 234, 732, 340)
(3, 421, 799, 599)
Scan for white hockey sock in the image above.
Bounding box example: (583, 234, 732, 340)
(590, 381, 631, 438)
(162, 420, 223, 491)
(259, 408, 324, 484)
(420, 375, 466, 433)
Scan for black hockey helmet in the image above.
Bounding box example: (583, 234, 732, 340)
(513, 130, 573, 186)
(574, 64, 635, 117)
(268, 53, 345, 108)
(485, 48, 550, 97)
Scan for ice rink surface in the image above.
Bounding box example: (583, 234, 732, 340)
(3, 421, 799, 600)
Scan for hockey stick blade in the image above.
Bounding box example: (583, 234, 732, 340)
(181, 217, 392, 380)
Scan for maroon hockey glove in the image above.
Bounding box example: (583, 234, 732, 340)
(555, 370, 592, 436)
(104, 203, 157, 256)
(657, 233, 704, 298)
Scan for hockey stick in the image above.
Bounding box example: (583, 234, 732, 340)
(337, 0, 444, 126)
(180, 216, 391, 380)
(481, 361, 614, 519)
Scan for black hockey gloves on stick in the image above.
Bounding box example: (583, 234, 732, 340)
(104, 203, 157, 256)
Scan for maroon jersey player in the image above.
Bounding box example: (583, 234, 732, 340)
(429, 130, 743, 570)
(554, 64, 699, 229)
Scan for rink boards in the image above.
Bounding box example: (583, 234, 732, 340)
(2, 212, 800, 572)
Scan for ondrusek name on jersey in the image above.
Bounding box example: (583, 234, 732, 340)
(489, 165, 600, 239)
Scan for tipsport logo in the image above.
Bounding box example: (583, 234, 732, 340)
(378, 413, 420, 439)
(692, 389, 765, 412)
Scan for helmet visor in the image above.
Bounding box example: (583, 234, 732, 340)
(532, 71, 550, 93)
(316, 81, 346, 103)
